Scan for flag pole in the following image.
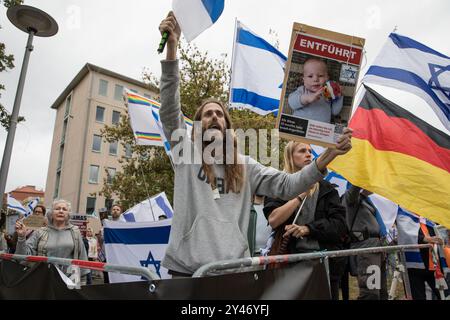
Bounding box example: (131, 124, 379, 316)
(139, 164, 156, 221)
(228, 17, 238, 110)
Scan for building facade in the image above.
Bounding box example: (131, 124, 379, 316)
(8, 185, 45, 202)
(44, 63, 158, 214)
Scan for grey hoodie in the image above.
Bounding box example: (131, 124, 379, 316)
(159, 60, 326, 274)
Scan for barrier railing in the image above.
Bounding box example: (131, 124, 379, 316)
(193, 244, 438, 300)
(193, 244, 432, 278)
(2, 244, 440, 298)
(0, 252, 160, 286)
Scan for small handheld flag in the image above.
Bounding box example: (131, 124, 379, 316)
(172, 0, 224, 42)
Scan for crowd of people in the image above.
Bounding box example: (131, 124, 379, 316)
(156, 12, 449, 299)
(2, 201, 123, 285)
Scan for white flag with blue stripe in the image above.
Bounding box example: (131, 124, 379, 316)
(121, 192, 174, 222)
(104, 219, 171, 283)
(7, 194, 27, 215)
(396, 208, 423, 269)
(229, 20, 287, 115)
(396, 207, 437, 269)
(24, 197, 40, 217)
(364, 33, 450, 131)
(172, 0, 224, 42)
(367, 194, 398, 238)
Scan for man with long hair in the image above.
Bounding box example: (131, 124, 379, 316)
(158, 12, 353, 277)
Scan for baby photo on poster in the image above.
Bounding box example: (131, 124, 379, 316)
(277, 23, 365, 147)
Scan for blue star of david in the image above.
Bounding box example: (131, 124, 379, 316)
(140, 251, 162, 279)
(428, 63, 450, 102)
(344, 68, 357, 80)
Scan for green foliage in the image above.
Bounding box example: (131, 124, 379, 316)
(99, 41, 283, 209)
(0, 0, 26, 131)
(2, 0, 23, 9)
(178, 43, 230, 118)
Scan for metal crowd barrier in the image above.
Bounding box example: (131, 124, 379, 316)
(193, 244, 432, 277)
(0, 252, 160, 287)
(193, 244, 434, 300)
(1, 244, 439, 298)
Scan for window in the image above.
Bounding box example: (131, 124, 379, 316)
(89, 165, 99, 184)
(57, 145, 64, 170)
(86, 197, 96, 215)
(112, 111, 121, 126)
(105, 198, 114, 212)
(129, 88, 138, 94)
(98, 79, 108, 96)
(61, 120, 68, 145)
(109, 141, 118, 156)
(107, 167, 116, 184)
(114, 84, 124, 101)
(125, 143, 132, 158)
(92, 134, 102, 152)
(53, 171, 61, 199)
(143, 93, 152, 99)
(64, 94, 72, 118)
(95, 106, 105, 122)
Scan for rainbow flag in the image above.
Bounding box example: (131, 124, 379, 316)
(125, 89, 192, 151)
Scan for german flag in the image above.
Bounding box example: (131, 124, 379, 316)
(329, 85, 450, 227)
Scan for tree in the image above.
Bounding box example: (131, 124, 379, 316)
(99, 113, 174, 211)
(0, 0, 25, 131)
(99, 41, 284, 209)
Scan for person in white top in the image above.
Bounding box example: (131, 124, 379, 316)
(86, 227, 98, 261)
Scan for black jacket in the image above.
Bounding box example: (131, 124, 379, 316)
(264, 180, 348, 252)
(342, 185, 380, 241)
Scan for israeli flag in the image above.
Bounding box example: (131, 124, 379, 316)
(172, 0, 224, 42)
(104, 219, 171, 282)
(6, 194, 27, 215)
(367, 194, 398, 238)
(229, 20, 287, 115)
(364, 33, 450, 131)
(24, 197, 40, 217)
(121, 192, 174, 222)
(396, 207, 435, 269)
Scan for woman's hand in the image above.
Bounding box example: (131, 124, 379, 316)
(15, 219, 28, 238)
(283, 224, 310, 239)
(424, 236, 444, 245)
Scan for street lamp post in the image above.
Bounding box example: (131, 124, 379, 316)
(0, 5, 58, 210)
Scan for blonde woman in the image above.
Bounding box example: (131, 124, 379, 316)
(86, 227, 98, 261)
(15, 199, 89, 282)
(263, 141, 348, 300)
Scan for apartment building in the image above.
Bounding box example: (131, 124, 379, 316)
(44, 63, 158, 214)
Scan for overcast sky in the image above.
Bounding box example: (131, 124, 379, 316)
(1, 0, 449, 193)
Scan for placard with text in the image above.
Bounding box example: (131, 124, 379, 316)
(276, 23, 365, 147)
